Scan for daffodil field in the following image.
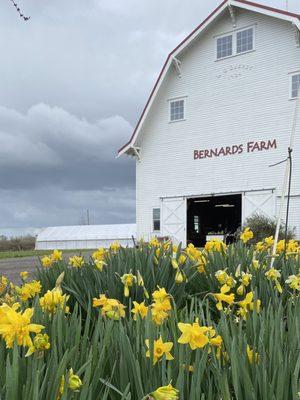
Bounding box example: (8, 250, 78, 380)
(0, 231, 299, 399)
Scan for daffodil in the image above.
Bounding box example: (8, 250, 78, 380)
(264, 236, 274, 248)
(93, 295, 126, 320)
(69, 256, 84, 268)
(149, 383, 179, 400)
(0, 303, 44, 348)
(247, 345, 260, 364)
(205, 239, 226, 252)
(149, 237, 160, 247)
(92, 247, 106, 261)
(175, 269, 186, 284)
(15, 280, 42, 302)
(215, 270, 229, 285)
(93, 294, 108, 308)
(265, 268, 282, 293)
(178, 319, 210, 350)
(285, 274, 300, 291)
(240, 227, 254, 243)
(68, 368, 82, 391)
(94, 259, 107, 271)
(39, 287, 70, 314)
(110, 241, 120, 252)
(213, 285, 235, 310)
(0, 276, 8, 295)
(41, 256, 53, 268)
(237, 292, 261, 319)
(151, 303, 169, 325)
(25, 333, 50, 357)
(120, 273, 136, 297)
(131, 301, 148, 320)
(20, 271, 29, 280)
(145, 336, 174, 364)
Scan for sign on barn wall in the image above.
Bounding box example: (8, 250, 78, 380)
(194, 139, 277, 160)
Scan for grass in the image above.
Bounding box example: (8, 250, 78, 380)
(0, 249, 93, 260)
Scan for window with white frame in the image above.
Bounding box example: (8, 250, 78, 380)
(217, 35, 233, 59)
(170, 99, 185, 122)
(291, 73, 300, 99)
(153, 208, 161, 231)
(216, 27, 254, 60)
(237, 28, 254, 54)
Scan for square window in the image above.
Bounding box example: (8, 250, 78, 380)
(291, 74, 300, 99)
(153, 208, 161, 231)
(170, 99, 184, 121)
(216, 35, 233, 59)
(237, 28, 254, 53)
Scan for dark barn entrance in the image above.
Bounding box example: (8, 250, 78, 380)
(187, 194, 242, 247)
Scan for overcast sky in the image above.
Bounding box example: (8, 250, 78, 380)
(0, 0, 299, 237)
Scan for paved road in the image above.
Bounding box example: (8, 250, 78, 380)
(0, 251, 93, 282)
(0, 256, 39, 282)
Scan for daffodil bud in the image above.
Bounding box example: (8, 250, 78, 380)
(68, 368, 82, 391)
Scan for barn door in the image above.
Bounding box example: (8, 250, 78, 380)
(242, 190, 276, 222)
(162, 197, 186, 246)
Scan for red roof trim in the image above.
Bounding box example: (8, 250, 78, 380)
(118, 0, 299, 154)
(117, 0, 228, 154)
(235, 0, 300, 19)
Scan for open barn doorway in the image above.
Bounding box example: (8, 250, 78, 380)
(187, 194, 242, 247)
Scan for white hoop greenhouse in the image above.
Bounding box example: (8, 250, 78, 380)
(35, 224, 137, 250)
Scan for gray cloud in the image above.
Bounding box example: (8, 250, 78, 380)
(0, 0, 299, 235)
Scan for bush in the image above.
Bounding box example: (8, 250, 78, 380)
(243, 213, 295, 244)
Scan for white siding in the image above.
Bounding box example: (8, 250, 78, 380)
(135, 9, 300, 241)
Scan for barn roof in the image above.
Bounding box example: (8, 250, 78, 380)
(36, 224, 137, 242)
(118, 0, 300, 157)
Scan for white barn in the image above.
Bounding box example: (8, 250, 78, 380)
(118, 0, 300, 247)
(35, 224, 137, 250)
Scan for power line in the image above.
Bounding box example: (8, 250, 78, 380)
(9, 0, 31, 21)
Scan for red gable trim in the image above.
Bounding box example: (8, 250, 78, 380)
(235, 0, 300, 19)
(118, 0, 299, 154)
(117, 0, 228, 154)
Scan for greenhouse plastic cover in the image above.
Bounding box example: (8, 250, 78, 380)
(36, 224, 137, 242)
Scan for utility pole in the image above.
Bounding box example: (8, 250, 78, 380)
(86, 209, 90, 225)
(286, 0, 288, 11)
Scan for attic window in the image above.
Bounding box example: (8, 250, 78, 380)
(216, 27, 255, 60)
(291, 73, 300, 99)
(170, 99, 185, 122)
(217, 35, 233, 59)
(237, 28, 254, 53)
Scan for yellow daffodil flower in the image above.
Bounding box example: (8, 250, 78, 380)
(0, 303, 44, 348)
(285, 274, 300, 291)
(26, 333, 50, 357)
(69, 256, 84, 268)
(39, 287, 70, 314)
(68, 368, 82, 391)
(213, 285, 235, 310)
(131, 301, 148, 320)
(120, 273, 137, 297)
(178, 319, 210, 350)
(145, 336, 174, 364)
(240, 227, 254, 243)
(150, 383, 179, 400)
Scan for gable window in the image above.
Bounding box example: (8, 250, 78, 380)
(217, 35, 233, 59)
(291, 73, 300, 99)
(153, 208, 161, 231)
(216, 27, 255, 60)
(237, 28, 254, 54)
(170, 99, 185, 122)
